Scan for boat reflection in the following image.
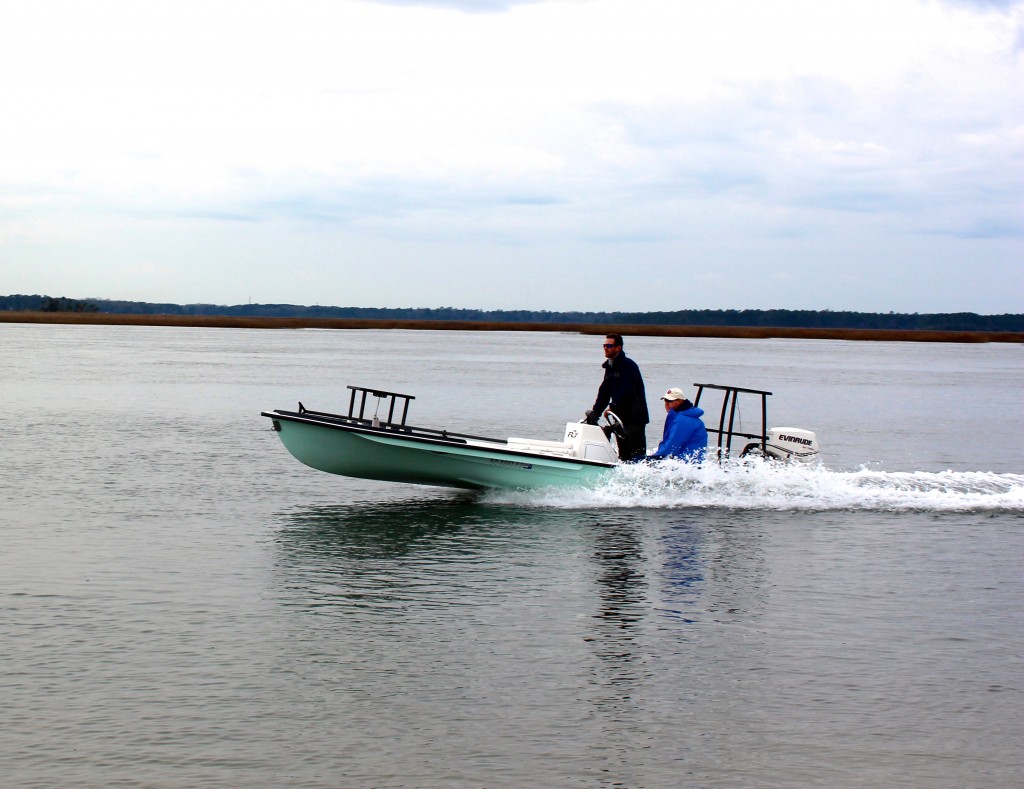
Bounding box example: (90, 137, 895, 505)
(655, 519, 705, 623)
(585, 516, 653, 711)
(582, 510, 772, 725)
(699, 511, 771, 622)
(275, 496, 481, 560)
(271, 500, 768, 651)
(270, 498, 590, 618)
(273, 497, 583, 560)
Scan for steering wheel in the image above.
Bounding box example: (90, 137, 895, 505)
(603, 411, 624, 431)
(602, 411, 627, 442)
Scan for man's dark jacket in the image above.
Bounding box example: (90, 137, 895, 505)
(590, 352, 649, 426)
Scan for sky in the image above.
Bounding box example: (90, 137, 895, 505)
(1, 0, 1022, 313)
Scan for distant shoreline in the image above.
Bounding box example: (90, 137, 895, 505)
(2, 311, 1021, 343)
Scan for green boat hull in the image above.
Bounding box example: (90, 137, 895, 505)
(266, 414, 614, 491)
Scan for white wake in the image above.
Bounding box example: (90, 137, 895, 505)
(482, 460, 1024, 512)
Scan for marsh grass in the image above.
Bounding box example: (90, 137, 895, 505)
(2, 311, 1020, 343)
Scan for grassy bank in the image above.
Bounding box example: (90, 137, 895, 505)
(2, 311, 1021, 343)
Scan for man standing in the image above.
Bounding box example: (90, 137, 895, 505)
(587, 333, 649, 462)
(647, 387, 708, 463)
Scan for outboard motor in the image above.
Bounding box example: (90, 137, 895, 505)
(741, 428, 819, 463)
(763, 427, 819, 463)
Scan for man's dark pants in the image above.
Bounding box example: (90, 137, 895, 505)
(619, 424, 647, 462)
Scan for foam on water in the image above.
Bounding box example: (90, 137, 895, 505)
(483, 459, 1024, 511)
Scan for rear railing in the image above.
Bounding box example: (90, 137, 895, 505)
(693, 383, 771, 462)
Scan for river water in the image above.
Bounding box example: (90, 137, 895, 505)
(3, 324, 1022, 788)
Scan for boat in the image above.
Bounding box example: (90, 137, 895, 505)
(262, 383, 819, 491)
(262, 385, 621, 491)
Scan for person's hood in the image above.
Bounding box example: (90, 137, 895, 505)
(680, 406, 704, 418)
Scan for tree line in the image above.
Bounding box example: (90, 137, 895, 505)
(3, 295, 101, 313)
(2, 294, 1021, 332)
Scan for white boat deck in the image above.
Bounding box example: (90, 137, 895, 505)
(506, 437, 577, 458)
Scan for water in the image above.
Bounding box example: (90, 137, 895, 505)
(2, 324, 1022, 788)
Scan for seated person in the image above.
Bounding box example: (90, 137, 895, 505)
(646, 388, 708, 463)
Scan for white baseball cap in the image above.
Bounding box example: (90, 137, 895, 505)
(661, 387, 686, 402)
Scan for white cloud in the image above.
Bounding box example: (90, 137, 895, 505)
(0, 0, 1021, 311)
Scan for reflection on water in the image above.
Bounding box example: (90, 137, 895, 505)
(272, 500, 777, 736)
(272, 497, 601, 562)
(700, 512, 770, 622)
(271, 499, 771, 637)
(275, 496, 486, 560)
(271, 499, 596, 619)
(590, 516, 648, 633)
(655, 518, 704, 623)
(585, 516, 653, 720)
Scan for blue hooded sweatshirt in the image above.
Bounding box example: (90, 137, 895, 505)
(648, 406, 708, 462)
